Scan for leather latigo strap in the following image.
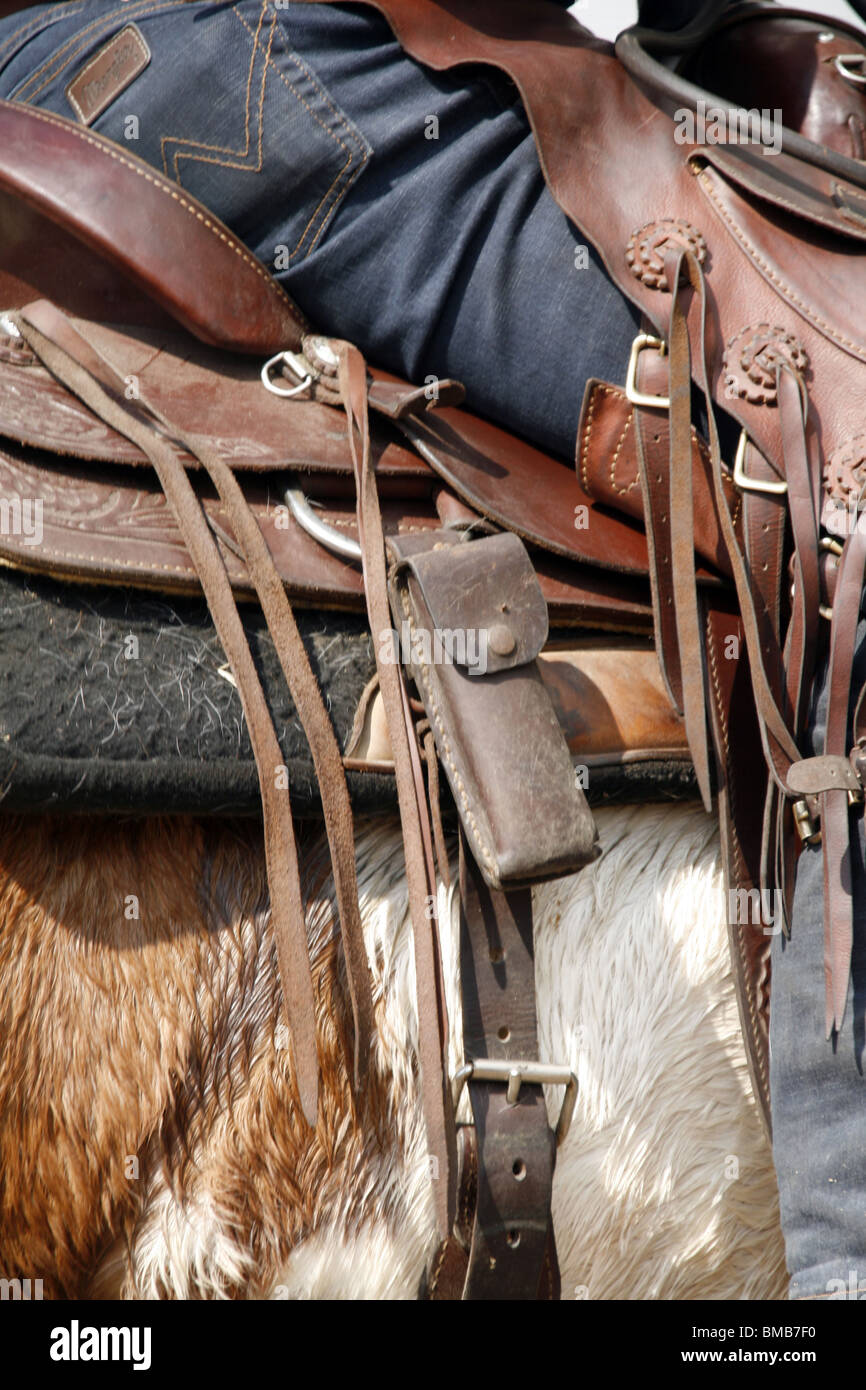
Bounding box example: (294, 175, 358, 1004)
(577, 358, 776, 1123)
(330, 340, 457, 1239)
(704, 600, 772, 1135)
(12, 300, 378, 1126)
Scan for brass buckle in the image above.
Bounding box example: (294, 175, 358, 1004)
(625, 333, 669, 409)
(792, 798, 821, 845)
(819, 535, 844, 621)
(732, 429, 787, 495)
(452, 1058, 578, 1148)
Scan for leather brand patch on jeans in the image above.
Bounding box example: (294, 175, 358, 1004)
(65, 23, 150, 126)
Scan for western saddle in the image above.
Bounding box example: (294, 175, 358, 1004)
(1, 0, 865, 1298)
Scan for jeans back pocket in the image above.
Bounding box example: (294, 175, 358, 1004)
(1, 0, 372, 271)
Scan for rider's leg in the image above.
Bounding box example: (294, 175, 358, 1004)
(770, 611, 866, 1301)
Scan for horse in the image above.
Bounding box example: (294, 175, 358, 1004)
(0, 804, 786, 1299)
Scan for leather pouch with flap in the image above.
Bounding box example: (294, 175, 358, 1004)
(387, 529, 599, 890)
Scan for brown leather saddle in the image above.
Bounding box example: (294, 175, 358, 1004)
(2, 0, 865, 1300)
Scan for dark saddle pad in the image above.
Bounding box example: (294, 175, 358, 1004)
(0, 564, 390, 817)
(0, 564, 697, 815)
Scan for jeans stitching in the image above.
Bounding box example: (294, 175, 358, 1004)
(0, 2, 86, 67)
(16, 0, 159, 99)
(8, 0, 369, 268)
(152, 1, 368, 263)
(237, 2, 370, 260)
(16, 0, 178, 104)
(159, 1, 271, 181)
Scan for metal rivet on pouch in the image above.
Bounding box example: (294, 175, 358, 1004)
(488, 623, 516, 657)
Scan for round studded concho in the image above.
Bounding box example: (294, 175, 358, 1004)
(625, 218, 708, 290)
(722, 324, 808, 406)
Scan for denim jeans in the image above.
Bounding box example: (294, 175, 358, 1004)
(0, 0, 639, 459)
(770, 609, 866, 1301)
(2, 0, 863, 1301)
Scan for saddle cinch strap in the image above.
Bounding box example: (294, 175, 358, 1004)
(11, 300, 596, 1299)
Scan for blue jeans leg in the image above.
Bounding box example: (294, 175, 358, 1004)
(770, 609, 866, 1300)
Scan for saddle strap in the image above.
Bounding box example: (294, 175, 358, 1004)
(0, 98, 307, 355)
(12, 299, 379, 1126)
(631, 340, 687, 714)
(430, 830, 559, 1300)
(332, 340, 457, 1238)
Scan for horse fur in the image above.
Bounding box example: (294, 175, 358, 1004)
(0, 802, 787, 1300)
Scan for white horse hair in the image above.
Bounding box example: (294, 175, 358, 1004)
(105, 800, 786, 1300)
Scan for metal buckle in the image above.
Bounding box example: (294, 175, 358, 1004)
(818, 535, 844, 621)
(850, 743, 866, 805)
(261, 349, 316, 398)
(452, 1058, 578, 1148)
(732, 429, 787, 495)
(792, 798, 821, 844)
(625, 333, 670, 409)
